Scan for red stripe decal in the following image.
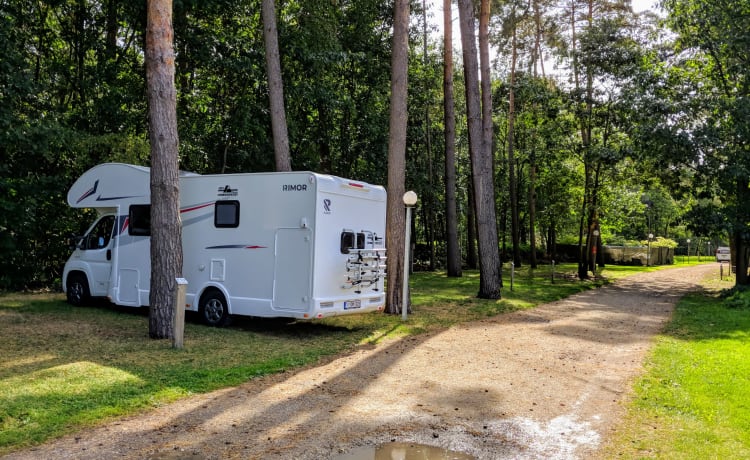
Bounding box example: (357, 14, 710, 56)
(181, 202, 214, 213)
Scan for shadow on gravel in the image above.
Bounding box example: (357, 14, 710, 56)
(485, 267, 710, 347)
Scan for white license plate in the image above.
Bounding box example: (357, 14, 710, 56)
(343, 300, 361, 310)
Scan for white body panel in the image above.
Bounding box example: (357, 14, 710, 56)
(716, 246, 731, 262)
(63, 163, 387, 321)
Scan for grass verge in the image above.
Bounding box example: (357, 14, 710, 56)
(602, 271, 750, 458)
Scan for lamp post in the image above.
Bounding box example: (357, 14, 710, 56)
(707, 242, 712, 262)
(402, 191, 417, 321)
(592, 229, 600, 276)
(647, 233, 653, 266)
(687, 239, 691, 264)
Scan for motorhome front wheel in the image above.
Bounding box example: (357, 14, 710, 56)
(199, 290, 231, 327)
(66, 273, 90, 306)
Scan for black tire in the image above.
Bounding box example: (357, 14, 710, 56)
(199, 289, 232, 327)
(66, 273, 90, 306)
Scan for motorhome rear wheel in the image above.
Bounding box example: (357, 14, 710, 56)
(199, 289, 231, 327)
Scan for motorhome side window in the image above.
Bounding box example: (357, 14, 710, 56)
(129, 205, 151, 236)
(84, 215, 115, 250)
(340, 230, 366, 254)
(215, 200, 240, 228)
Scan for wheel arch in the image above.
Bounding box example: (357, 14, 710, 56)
(194, 283, 232, 314)
(63, 267, 91, 293)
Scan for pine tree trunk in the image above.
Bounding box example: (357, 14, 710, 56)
(508, 13, 522, 269)
(261, 0, 291, 171)
(458, 0, 501, 299)
(736, 177, 750, 285)
(529, 153, 538, 269)
(146, 0, 182, 340)
(466, 186, 478, 269)
(443, 0, 462, 277)
(385, 0, 410, 314)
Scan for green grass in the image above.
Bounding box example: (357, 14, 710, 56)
(0, 295, 370, 450)
(0, 263, 600, 453)
(0, 261, 714, 454)
(603, 273, 750, 459)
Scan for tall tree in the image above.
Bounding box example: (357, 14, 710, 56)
(660, 0, 750, 284)
(552, 0, 635, 278)
(262, 0, 292, 171)
(385, 0, 410, 314)
(458, 0, 502, 298)
(422, 0, 436, 271)
(443, 0, 462, 277)
(146, 0, 182, 339)
(507, 3, 523, 268)
(479, 0, 493, 166)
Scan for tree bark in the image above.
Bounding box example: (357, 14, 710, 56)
(385, 0, 410, 314)
(479, 0, 492, 159)
(574, 0, 596, 280)
(532, 0, 545, 78)
(261, 0, 292, 172)
(508, 8, 522, 268)
(105, 0, 118, 60)
(423, 0, 436, 272)
(466, 185, 478, 269)
(529, 151, 538, 268)
(735, 176, 750, 285)
(458, 0, 501, 299)
(146, 0, 182, 340)
(443, 0, 462, 278)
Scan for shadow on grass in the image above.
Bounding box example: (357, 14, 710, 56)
(662, 291, 750, 342)
(0, 263, 682, 455)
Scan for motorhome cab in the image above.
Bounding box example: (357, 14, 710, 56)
(63, 163, 387, 326)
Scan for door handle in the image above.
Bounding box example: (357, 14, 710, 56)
(107, 249, 112, 261)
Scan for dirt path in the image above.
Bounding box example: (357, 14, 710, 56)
(4, 265, 716, 460)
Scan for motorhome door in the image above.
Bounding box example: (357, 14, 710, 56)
(80, 215, 116, 297)
(273, 228, 313, 311)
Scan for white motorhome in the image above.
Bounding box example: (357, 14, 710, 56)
(63, 163, 387, 326)
(716, 246, 731, 262)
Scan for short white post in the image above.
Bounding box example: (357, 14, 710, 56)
(551, 259, 555, 283)
(173, 278, 188, 349)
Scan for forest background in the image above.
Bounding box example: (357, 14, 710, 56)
(1, 0, 748, 291)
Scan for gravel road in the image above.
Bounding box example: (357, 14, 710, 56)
(3, 264, 716, 460)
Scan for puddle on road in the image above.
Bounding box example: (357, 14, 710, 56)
(334, 442, 474, 460)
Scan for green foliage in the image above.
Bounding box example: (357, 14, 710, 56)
(636, 0, 750, 282)
(0, 0, 395, 290)
(604, 235, 647, 247)
(642, 236, 678, 248)
(2, 0, 744, 290)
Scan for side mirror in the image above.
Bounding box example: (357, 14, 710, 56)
(68, 234, 83, 251)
